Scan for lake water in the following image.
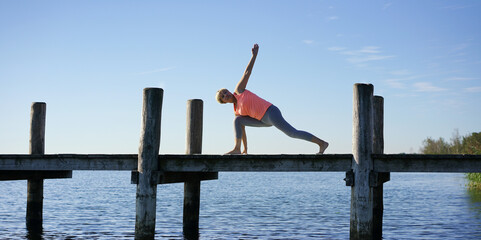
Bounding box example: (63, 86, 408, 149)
(1, 172, 481, 239)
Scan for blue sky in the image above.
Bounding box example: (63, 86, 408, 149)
(1, 1, 480, 154)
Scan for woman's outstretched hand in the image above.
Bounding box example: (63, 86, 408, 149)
(252, 43, 259, 56)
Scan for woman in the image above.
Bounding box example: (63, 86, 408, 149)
(216, 44, 329, 154)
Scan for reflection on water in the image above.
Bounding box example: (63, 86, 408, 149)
(1, 172, 481, 239)
(468, 187, 481, 203)
(467, 187, 481, 228)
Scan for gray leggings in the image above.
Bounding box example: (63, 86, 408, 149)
(234, 105, 315, 142)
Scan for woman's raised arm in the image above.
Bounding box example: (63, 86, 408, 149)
(235, 44, 259, 94)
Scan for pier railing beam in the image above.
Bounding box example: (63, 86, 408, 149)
(350, 84, 374, 240)
(135, 88, 163, 240)
(26, 102, 46, 235)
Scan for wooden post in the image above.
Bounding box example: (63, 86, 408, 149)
(26, 102, 46, 235)
(135, 88, 163, 240)
(350, 84, 374, 240)
(372, 96, 388, 239)
(372, 96, 384, 156)
(183, 99, 203, 240)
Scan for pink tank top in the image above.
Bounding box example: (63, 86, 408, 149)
(233, 90, 272, 120)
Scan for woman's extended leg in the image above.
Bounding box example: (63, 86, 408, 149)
(261, 105, 329, 154)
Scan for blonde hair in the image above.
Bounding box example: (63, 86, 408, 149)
(216, 88, 228, 104)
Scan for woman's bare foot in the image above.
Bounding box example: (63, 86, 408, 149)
(318, 141, 329, 154)
(225, 148, 241, 155)
(311, 136, 329, 154)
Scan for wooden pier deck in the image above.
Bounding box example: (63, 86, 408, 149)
(1, 84, 480, 240)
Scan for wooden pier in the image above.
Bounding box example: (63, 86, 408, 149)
(1, 84, 481, 240)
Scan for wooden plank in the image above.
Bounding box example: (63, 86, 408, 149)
(0, 170, 72, 181)
(131, 171, 218, 184)
(160, 154, 353, 172)
(373, 154, 481, 172)
(3, 154, 481, 173)
(0, 154, 353, 172)
(0, 154, 138, 171)
(164, 172, 218, 184)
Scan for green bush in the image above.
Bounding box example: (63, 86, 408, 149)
(420, 130, 481, 189)
(467, 173, 481, 189)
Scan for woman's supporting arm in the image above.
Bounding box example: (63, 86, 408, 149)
(235, 44, 259, 94)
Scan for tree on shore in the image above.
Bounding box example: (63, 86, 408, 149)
(420, 130, 481, 188)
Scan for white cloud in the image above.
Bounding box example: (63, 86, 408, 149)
(386, 79, 406, 89)
(327, 16, 339, 21)
(347, 55, 394, 64)
(445, 77, 477, 81)
(328, 46, 394, 65)
(389, 70, 411, 76)
(443, 5, 470, 10)
(383, 2, 394, 10)
(358, 46, 381, 54)
(452, 43, 469, 52)
(453, 59, 467, 63)
(413, 82, 447, 92)
(390, 74, 431, 81)
(385, 74, 426, 89)
(327, 46, 346, 51)
(139, 67, 175, 75)
(465, 86, 481, 93)
(303, 40, 314, 45)
(342, 46, 383, 55)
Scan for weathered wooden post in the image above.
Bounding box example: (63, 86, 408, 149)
(372, 96, 389, 239)
(372, 96, 384, 160)
(183, 99, 203, 240)
(350, 83, 374, 240)
(26, 102, 46, 235)
(135, 88, 163, 240)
